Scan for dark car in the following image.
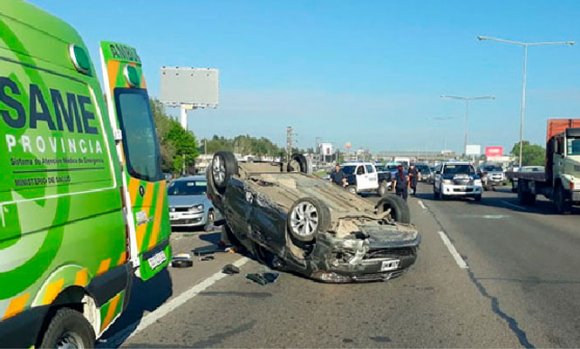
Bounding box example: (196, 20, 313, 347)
(207, 152, 421, 283)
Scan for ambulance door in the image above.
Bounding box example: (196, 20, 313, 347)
(99, 41, 171, 281)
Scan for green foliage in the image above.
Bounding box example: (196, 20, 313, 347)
(204, 134, 287, 157)
(150, 99, 198, 174)
(511, 141, 545, 166)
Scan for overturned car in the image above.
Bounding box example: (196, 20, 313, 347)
(207, 152, 421, 283)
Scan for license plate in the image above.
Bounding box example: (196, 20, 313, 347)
(380, 259, 400, 272)
(147, 250, 167, 269)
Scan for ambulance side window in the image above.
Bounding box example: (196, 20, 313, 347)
(114, 88, 162, 181)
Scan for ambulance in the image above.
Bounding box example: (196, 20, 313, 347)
(0, 1, 172, 347)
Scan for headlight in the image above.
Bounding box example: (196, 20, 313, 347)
(442, 179, 453, 184)
(189, 204, 204, 213)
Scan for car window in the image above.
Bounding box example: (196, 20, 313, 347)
(168, 180, 207, 196)
(365, 165, 375, 173)
(356, 166, 366, 175)
(567, 138, 580, 155)
(342, 165, 356, 175)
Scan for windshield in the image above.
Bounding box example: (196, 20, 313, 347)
(168, 180, 207, 196)
(416, 165, 431, 172)
(482, 165, 503, 172)
(443, 164, 475, 175)
(567, 138, 580, 156)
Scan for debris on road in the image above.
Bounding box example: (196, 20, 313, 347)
(199, 255, 215, 262)
(222, 264, 241, 275)
(171, 253, 193, 268)
(193, 245, 223, 256)
(246, 272, 280, 285)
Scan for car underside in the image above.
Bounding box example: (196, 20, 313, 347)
(207, 152, 421, 283)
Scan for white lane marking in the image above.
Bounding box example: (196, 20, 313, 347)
(102, 257, 250, 347)
(437, 231, 468, 269)
(501, 200, 527, 211)
(456, 214, 509, 219)
(418, 200, 427, 210)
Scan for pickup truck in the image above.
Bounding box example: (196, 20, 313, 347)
(341, 162, 392, 196)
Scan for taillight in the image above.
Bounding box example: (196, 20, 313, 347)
(571, 181, 575, 191)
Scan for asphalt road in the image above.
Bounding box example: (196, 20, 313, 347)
(101, 183, 580, 348)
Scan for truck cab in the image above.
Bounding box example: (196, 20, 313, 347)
(549, 127, 580, 210)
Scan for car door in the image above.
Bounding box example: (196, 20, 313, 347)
(355, 165, 369, 190)
(100, 41, 171, 281)
(365, 164, 379, 190)
(434, 165, 443, 191)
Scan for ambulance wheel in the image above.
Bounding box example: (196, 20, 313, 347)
(211, 151, 238, 194)
(38, 308, 95, 349)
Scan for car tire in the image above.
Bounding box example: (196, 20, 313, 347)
(554, 184, 572, 214)
(204, 210, 215, 232)
(346, 185, 357, 195)
(38, 308, 95, 349)
(378, 181, 388, 197)
(287, 197, 331, 242)
(287, 153, 309, 173)
(376, 194, 411, 224)
(211, 151, 238, 194)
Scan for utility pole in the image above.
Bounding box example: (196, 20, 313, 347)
(286, 126, 293, 163)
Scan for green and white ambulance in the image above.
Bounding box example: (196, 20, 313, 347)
(0, 1, 172, 347)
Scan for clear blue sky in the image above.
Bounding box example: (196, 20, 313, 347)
(31, 0, 580, 154)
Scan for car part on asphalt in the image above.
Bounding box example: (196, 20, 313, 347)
(246, 272, 280, 285)
(222, 264, 241, 275)
(193, 245, 222, 256)
(199, 255, 215, 261)
(171, 253, 193, 268)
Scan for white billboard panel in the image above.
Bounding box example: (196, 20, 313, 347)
(465, 144, 481, 156)
(320, 143, 334, 155)
(160, 67, 219, 107)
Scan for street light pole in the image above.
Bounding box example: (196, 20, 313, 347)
(441, 95, 495, 157)
(477, 35, 574, 167)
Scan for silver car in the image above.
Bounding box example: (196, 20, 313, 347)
(168, 175, 217, 230)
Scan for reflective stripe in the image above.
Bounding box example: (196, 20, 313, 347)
(74, 269, 89, 287)
(136, 182, 154, 251)
(96, 258, 112, 276)
(100, 293, 122, 332)
(42, 278, 64, 305)
(148, 181, 166, 249)
(2, 293, 30, 320)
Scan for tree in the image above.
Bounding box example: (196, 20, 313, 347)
(510, 141, 545, 166)
(150, 99, 199, 174)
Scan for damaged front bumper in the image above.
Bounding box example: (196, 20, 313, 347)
(304, 224, 421, 283)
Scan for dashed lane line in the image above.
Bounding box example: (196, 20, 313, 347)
(437, 231, 468, 269)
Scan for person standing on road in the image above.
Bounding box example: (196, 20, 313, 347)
(408, 164, 419, 195)
(330, 163, 348, 187)
(393, 165, 408, 201)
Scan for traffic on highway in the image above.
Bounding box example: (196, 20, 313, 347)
(2, 1, 580, 348)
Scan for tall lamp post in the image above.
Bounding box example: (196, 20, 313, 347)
(440, 95, 495, 157)
(477, 35, 574, 167)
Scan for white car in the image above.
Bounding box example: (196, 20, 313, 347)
(433, 162, 483, 201)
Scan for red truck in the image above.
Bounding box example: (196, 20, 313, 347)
(506, 118, 580, 213)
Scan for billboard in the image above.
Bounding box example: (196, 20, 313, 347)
(465, 144, 481, 156)
(485, 146, 504, 158)
(320, 143, 334, 155)
(160, 67, 219, 107)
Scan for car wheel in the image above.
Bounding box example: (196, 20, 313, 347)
(287, 153, 309, 173)
(38, 308, 95, 349)
(376, 194, 411, 224)
(204, 210, 215, 232)
(474, 194, 482, 202)
(211, 151, 238, 194)
(346, 185, 357, 195)
(378, 181, 388, 197)
(554, 184, 572, 214)
(287, 197, 331, 242)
